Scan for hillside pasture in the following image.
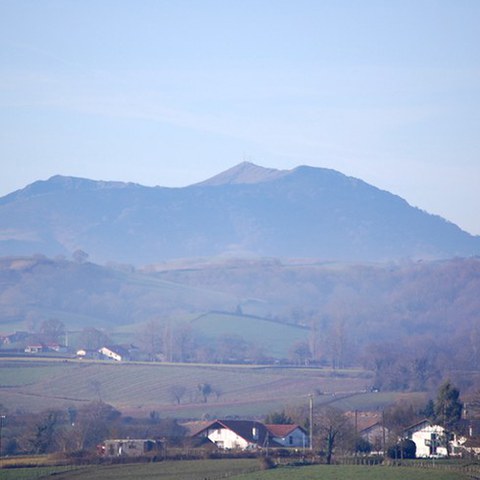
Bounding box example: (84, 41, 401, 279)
(191, 312, 309, 358)
(0, 358, 378, 416)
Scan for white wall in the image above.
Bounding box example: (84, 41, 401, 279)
(207, 428, 251, 450)
(410, 425, 447, 458)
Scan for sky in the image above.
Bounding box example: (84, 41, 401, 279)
(1, 0, 479, 234)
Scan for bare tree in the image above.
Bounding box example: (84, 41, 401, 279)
(39, 318, 65, 344)
(328, 320, 348, 369)
(315, 407, 350, 464)
(169, 385, 187, 405)
(71, 401, 120, 450)
(137, 320, 162, 361)
(173, 324, 195, 362)
(26, 410, 63, 454)
(79, 328, 111, 350)
(162, 323, 173, 362)
(290, 341, 311, 366)
(88, 379, 103, 401)
(216, 334, 248, 364)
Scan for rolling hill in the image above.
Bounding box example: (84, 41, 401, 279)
(1, 254, 480, 380)
(0, 162, 478, 264)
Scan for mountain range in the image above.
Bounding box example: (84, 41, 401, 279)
(0, 162, 478, 264)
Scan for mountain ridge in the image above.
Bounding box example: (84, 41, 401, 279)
(0, 163, 478, 264)
(195, 161, 290, 186)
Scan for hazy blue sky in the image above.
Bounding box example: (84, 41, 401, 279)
(1, 0, 479, 234)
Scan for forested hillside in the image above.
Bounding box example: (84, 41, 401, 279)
(1, 254, 479, 390)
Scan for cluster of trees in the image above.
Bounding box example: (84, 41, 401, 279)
(136, 321, 270, 364)
(0, 401, 186, 456)
(168, 383, 222, 405)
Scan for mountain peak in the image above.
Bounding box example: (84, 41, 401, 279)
(196, 162, 289, 186)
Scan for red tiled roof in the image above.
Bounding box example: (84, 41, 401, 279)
(463, 437, 480, 448)
(265, 424, 303, 438)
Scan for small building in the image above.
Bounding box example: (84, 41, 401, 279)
(101, 439, 161, 457)
(99, 345, 130, 362)
(24, 344, 45, 353)
(359, 420, 388, 452)
(5, 331, 30, 344)
(77, 348, 101, 360)
(460, 437, 480, 456)
(46, 343, 68, 353)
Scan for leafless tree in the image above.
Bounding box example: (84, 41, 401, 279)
(71, 401, 120, 450)
(315, 407, 350, 464)
(39, 318, 65, 344)
(169, 385, 187, 405)
(137, 320, 162, 361)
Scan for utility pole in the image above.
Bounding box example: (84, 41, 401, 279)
(0, 415, 5, 460)
(354, 409, 358, 458)
(309, 394, 314, 451)
(382, 410, 386, 455)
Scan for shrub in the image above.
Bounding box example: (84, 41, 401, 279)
(259, 456, 276, 470)
(387, 439, 416, 459)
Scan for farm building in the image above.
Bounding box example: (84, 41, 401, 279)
(99, 345, 130, 362)
(76, 348, 101, 360)
(100, 439, 161, 457)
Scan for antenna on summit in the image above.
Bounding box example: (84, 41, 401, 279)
(242, 152, 253, 164)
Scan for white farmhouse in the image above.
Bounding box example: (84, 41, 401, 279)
(99, 345, 129, 362)
(404, 420, 448, 458)
(192, 419, 308, 450)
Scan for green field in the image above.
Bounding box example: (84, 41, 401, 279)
(0, 466, 79, 480)
(0, 358, 392, 416)
(0, 459, 258, 480)
(192, 312, 309, 357)
(0, 461, 471, 480)
(232, 464, 471, 480)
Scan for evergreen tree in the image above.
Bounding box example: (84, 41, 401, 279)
(434, 380, 462, 430)
(264, 410, 293, 425)
(421, 399, 435, 419)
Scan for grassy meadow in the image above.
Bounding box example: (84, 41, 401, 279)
(191, 312, 309, 358)
(0, 459, 258, 480)
(232, 464, 471, 480)
(0, 461, 472, 480)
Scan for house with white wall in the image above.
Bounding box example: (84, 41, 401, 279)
(99, 345, 130, 362)
(404, 420, 448, 458)
(192, 419, 308, 450)
(265, 424, 308, 448)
